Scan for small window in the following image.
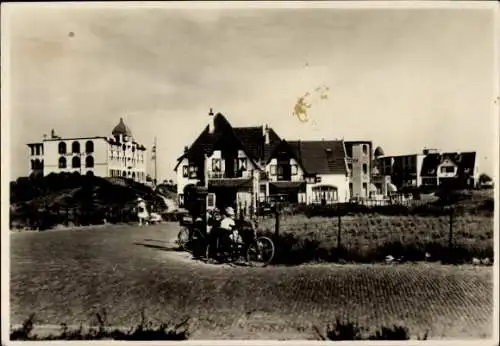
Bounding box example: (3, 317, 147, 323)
(277, 165, 283, 176)
(363, 145, 368, 155)
(86, 155, 94, 168)
(72, 141, 80, 153)
(58, 142, 67, 154)
(291, 164, 298, 176)
(212, 159, 221, 172)
(441, 166, 455, 173)
(85, 140, 94, 153)
(363, 164, 368, 175)
(72, 156, 81, 168)
(238, 158, 247, 171)
(315, 176, 322, 183)
(59, 157, 66, 168)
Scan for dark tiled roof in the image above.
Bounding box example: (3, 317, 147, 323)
(233, 126, 281, 162)
(287, 140, 347, 175)
(420, 152, 476, 177)
(420, 153, 441, 176)
(441, 152, 476, 176)
(458, 152, 476, 175)
(174, 113, 281, 170)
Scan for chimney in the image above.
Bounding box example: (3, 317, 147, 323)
(208, 108, 214, 134)
(184, 146, 189, 154)
(264, 124, 270, 145)
(51, 129, 56, 139)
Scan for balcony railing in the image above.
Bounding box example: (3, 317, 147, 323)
(208, 170, 249, 179)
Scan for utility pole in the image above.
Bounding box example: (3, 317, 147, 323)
(152, 136, 157, 186)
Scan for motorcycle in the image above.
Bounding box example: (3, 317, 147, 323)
(178, 209, 275, 267)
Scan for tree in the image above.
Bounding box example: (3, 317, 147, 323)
(479, 173, 492, 184)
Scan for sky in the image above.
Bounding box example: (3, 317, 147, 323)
(4, 3, 498, 181)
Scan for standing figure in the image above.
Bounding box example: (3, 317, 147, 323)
(136, 197, 149, 226)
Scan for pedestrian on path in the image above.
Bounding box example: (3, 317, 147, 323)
(136, 197, 149, 226)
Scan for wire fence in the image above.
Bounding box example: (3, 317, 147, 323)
(257, 208, 493, 263)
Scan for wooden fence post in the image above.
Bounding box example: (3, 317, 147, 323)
(275, 205, 280, 237)
(448, 207, 454, 250)
(337, 214, 342, 250)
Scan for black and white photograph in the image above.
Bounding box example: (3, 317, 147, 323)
(1, 1, 498, 343)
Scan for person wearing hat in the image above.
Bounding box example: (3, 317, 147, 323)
(208, 206, 236, 257)
(136, 197, 149, 226)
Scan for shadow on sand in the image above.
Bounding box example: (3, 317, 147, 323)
(133, 242, 183, 252)
(135, 241, 254, 267)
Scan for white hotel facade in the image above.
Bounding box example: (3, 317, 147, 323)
(27, 118, 148, 182)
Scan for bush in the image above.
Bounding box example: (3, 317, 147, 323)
(10, 173, 167, 230)
(316, 318, 423, 340)
(10, 311, 189, 341)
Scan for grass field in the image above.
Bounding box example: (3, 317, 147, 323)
(10, 223, 494, 340)
(258, 214, 494, 262)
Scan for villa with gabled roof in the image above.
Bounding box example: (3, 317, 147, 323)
(174, 110, 351, 214)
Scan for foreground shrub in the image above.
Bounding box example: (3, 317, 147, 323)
(10, 311, 189, 341)
(316, 318, 426, 340)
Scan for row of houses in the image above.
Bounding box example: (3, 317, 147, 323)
(174, 110, 479, 213)
(26, 111, 480, 214)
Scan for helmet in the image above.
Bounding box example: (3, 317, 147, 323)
(225, 207, 235, 217)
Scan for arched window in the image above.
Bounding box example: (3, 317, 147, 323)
(132, 172, 136, 179)
(58, 142, 67, 154)
(72, 141, 80, 153)
(122, 171, 127, 177)
(85, 140, 94, 153)
(59, 157, 66, 169)
(72, 156, 81, 168)
(122, 144, 126, 151)
(86, 155, 94, 168)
